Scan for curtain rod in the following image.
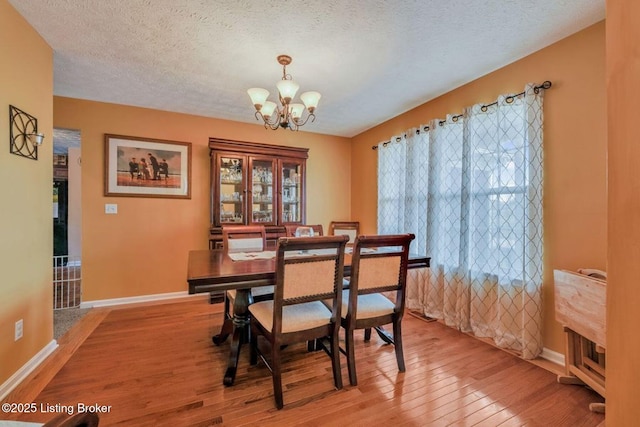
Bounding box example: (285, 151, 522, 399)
(372, 81, 552, 150)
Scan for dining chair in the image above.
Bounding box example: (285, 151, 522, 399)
(284, 224, 329, 351)
(214, 225, 273, 345)
(42, 411, 99, 426)
(249, 235, 349, 409)
(338, 233, 414, 386)
(329, 221, 360, 244)
(223, 225, 267, 252)
(284, 224, 324, 237)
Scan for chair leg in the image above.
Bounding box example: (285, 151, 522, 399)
(345, 329, 357, 386)
(249, 325, 258, 366)
(364, 328, 372, 342)
(271, 340, 284, 409)
(307, 339, 317, 352)
(330, 331, 343, 390)
(374, 326, 394, 345)
(392, 319, 405, 372)
(224, 293, 231, 317)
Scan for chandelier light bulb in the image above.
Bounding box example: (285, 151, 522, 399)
(247, 88, 270, 110)
(260, 101, 277, 119)
(276, 80, 300, 103)
(289, 103, 305, 120)
(300, 91, 321, 113)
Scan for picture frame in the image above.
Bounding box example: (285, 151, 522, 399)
(104, 134, 191, 199)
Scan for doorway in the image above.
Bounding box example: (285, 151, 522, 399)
(53, 128, 82, 311)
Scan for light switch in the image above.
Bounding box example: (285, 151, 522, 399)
(105, 203, 118, 214)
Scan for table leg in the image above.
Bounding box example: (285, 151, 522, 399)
(221, 288, 251, 386)
(212, 315, 233, 345)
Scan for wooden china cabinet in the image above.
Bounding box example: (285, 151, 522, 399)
(209, 138, 308, 249)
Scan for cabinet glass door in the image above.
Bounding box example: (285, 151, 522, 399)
(249, 158, 276, 225)
(281, 160, 303, 223)
(219, 156, 245, 224)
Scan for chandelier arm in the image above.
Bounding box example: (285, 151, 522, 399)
(255, 109, 282, 130)
(266, 111, 281, 130)
(292, 112, 316, 128)
(286, 114, 298, 131)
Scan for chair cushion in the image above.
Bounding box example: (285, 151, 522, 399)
(340, 290, 395, 320)
(249, 300, 332, 333)
(227, 285, 274, 301)
(252, 285, 274, 297)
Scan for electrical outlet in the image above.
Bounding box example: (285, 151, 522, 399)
(15, 319, 23, 341)
(105, 203, 118, 214)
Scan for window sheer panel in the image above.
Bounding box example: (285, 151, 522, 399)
(377, 130, 428, 256)
(427, 119, 465, 269)
(522, 84, 544, 358)
(404, 130, 429, 256)
(465, 91, 544, 358)
(467, 100, 527, 282)
(377, 140, 406, 235)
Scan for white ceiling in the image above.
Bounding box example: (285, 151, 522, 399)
(10, 0, 605, 138)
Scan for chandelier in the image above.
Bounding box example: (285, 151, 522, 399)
(247, 55, 321, 131)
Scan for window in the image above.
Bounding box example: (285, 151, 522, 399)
(376, 85, 545, 359)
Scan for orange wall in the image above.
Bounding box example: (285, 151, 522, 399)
(53, 98, 351, 301)
(0, 1, 54, 386)
(351, 22, 607, 355)
(606, 0, 640, 422)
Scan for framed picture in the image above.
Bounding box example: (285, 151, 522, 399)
(104, 134, 191, 199)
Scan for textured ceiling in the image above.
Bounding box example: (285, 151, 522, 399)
(10, 0, 604, 138)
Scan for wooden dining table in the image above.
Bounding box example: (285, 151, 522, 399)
(187, 248, 430, 386)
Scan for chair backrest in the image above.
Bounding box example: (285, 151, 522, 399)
(348, 234, 415, 312)
(43, 411, 99, 427)
(329, 221, 360, 243)
(271, 235, 349, 334)
(222, 225, 266, 253)
(284, 224, 324, 237)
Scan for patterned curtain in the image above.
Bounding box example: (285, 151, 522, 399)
(377, 84, 544, 359)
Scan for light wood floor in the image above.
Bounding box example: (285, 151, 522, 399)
(3, 296, 605, 426)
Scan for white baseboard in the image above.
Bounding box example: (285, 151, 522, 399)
(540, 346, 565, 367)
(0, 340, 58, 401)
(80, 291, 200, 308)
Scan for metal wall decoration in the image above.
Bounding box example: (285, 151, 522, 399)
(9, 105, 40, 160)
